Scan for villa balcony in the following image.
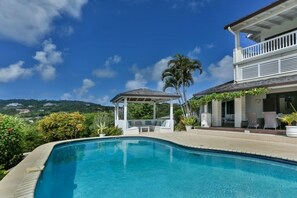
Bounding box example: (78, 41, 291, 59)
(235, 30, 297, 63)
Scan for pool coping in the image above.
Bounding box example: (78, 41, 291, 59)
(1, 131, 297, 198)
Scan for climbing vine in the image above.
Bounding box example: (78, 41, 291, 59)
(190, 87, 269, 109)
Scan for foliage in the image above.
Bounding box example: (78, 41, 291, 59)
(162, 54, 202, 116)
(280, 103, 297, 126)
(0, 165, 8, 180)
(128, 103, 154, 119)
(90, 112, 113, 135)
(127, 103, 180, 120)
(0, 114, 26, 169)
(181, 116, 197, 126)
(23, 124, 45, 152)
(81, 113, 96, 137)
(96, 122, 108, 135)
(190, 87, 269, 109)
(175, 121, 186, 131)
(105, 127, 122, 136)
(37, 112, 85, 141)
(280, 114, 296, 126)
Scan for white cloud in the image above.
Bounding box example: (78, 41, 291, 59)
(0, 0, 88, 45)
(157, 80, 164, 91)
(57, 26, 74, 37)
(96, 95, 110, 105)
(125, 73, 147, 90)
(74, 78, 95, 97)
(34, 39, 63, 81)
(104, 55, 122, 66)
(152, 56, 171, 81)
(61, 80, 112, 105)
(207, 55, 233, 83)
(187, 46, 201, 59)
(93, 55, 122, 78)
(61, 93, 72, 100)
(206, 43, 214, 49)
(0, 61, 32, 83)
(0, 39, 62, 83)
(167, 0, 210, 11)
(93, 68, 117, 78)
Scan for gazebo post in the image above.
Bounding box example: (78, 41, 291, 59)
(116, 103, 119, 120)
(114, 103, 119, 127)
(124, 98, 128, 132)
(114, 103, 117, 127)
(170, 99, 174, 132)
(153, 102, 156, 120)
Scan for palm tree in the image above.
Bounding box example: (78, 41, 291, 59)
(162, 54, 202, 116)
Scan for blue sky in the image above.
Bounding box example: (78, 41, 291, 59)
(0, 0, 274, 105)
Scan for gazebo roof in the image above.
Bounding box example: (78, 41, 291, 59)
(110, 88, 180, 103)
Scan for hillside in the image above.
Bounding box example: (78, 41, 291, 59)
(0, 99, 112, 119)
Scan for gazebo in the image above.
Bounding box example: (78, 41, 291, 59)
(110, 88, 181, 134)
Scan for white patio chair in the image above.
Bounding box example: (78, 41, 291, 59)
(263, 112, 278, 130)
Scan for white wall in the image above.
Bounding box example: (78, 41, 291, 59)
(246, 94, 265, 118)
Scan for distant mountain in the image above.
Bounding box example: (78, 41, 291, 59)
(0, 99, 113, 118)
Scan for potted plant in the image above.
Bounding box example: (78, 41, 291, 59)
(96, 122, 107, 137)
(280, 112, 297, 137)
(181, 116, 196, 132)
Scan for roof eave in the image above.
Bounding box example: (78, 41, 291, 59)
(224, 0, 288, 30)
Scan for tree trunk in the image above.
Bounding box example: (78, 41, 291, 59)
(182, 85, 190, 116)
(175, 87, 186, 117)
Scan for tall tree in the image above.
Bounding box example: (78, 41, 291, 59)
(161, 54, 202, 116)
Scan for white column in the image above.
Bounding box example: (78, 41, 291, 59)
(234, 31, 243, 63)
(204, 104, 208, 113)
(124, 98, 128, 131)
(116, 103, 119, 120)
(235, 31, 241, 49)
(114, 103, 117, 127)
(211, 100, 222, 127)
(153, 102, 156, 120)
(234, 96, 246, 128)
(170, 100, 174, 132)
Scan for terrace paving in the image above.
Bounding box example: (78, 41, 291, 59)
(0, 129, 297, 198)
(136, 129, 297, 162)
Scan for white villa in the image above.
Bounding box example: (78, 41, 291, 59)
(195, 0, 297, 129)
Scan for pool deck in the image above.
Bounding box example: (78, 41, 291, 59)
(0, 129, 297, 198)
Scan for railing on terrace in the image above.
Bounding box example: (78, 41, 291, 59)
(242, 30, 297, 60)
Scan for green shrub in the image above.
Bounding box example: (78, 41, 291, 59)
(105, 127, 122, 136)
(181, 116, 197, 126)
(175, 121, 186, 131)
(37, 112, 85, 141)
(81, 113, 96, 137)
(89, 112, 114, 135)
(0, 165, 8, 180)
(0, 114, 25, 169)
(23, 125, 45, 152)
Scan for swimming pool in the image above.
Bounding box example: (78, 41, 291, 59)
(35, 137, 297, 198)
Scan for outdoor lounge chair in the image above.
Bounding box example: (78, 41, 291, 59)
(263, 112, 278, 130)
(247, 112, 259, 129)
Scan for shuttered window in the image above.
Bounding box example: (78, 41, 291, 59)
(260, 60, 278, 76)
(281, 56, 297, 73)
(242, 65, 258, 80)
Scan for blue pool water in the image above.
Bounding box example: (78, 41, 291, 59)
(35, 137, 297, 198)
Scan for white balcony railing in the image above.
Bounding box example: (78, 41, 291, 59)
(242, 30, 297, 60)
